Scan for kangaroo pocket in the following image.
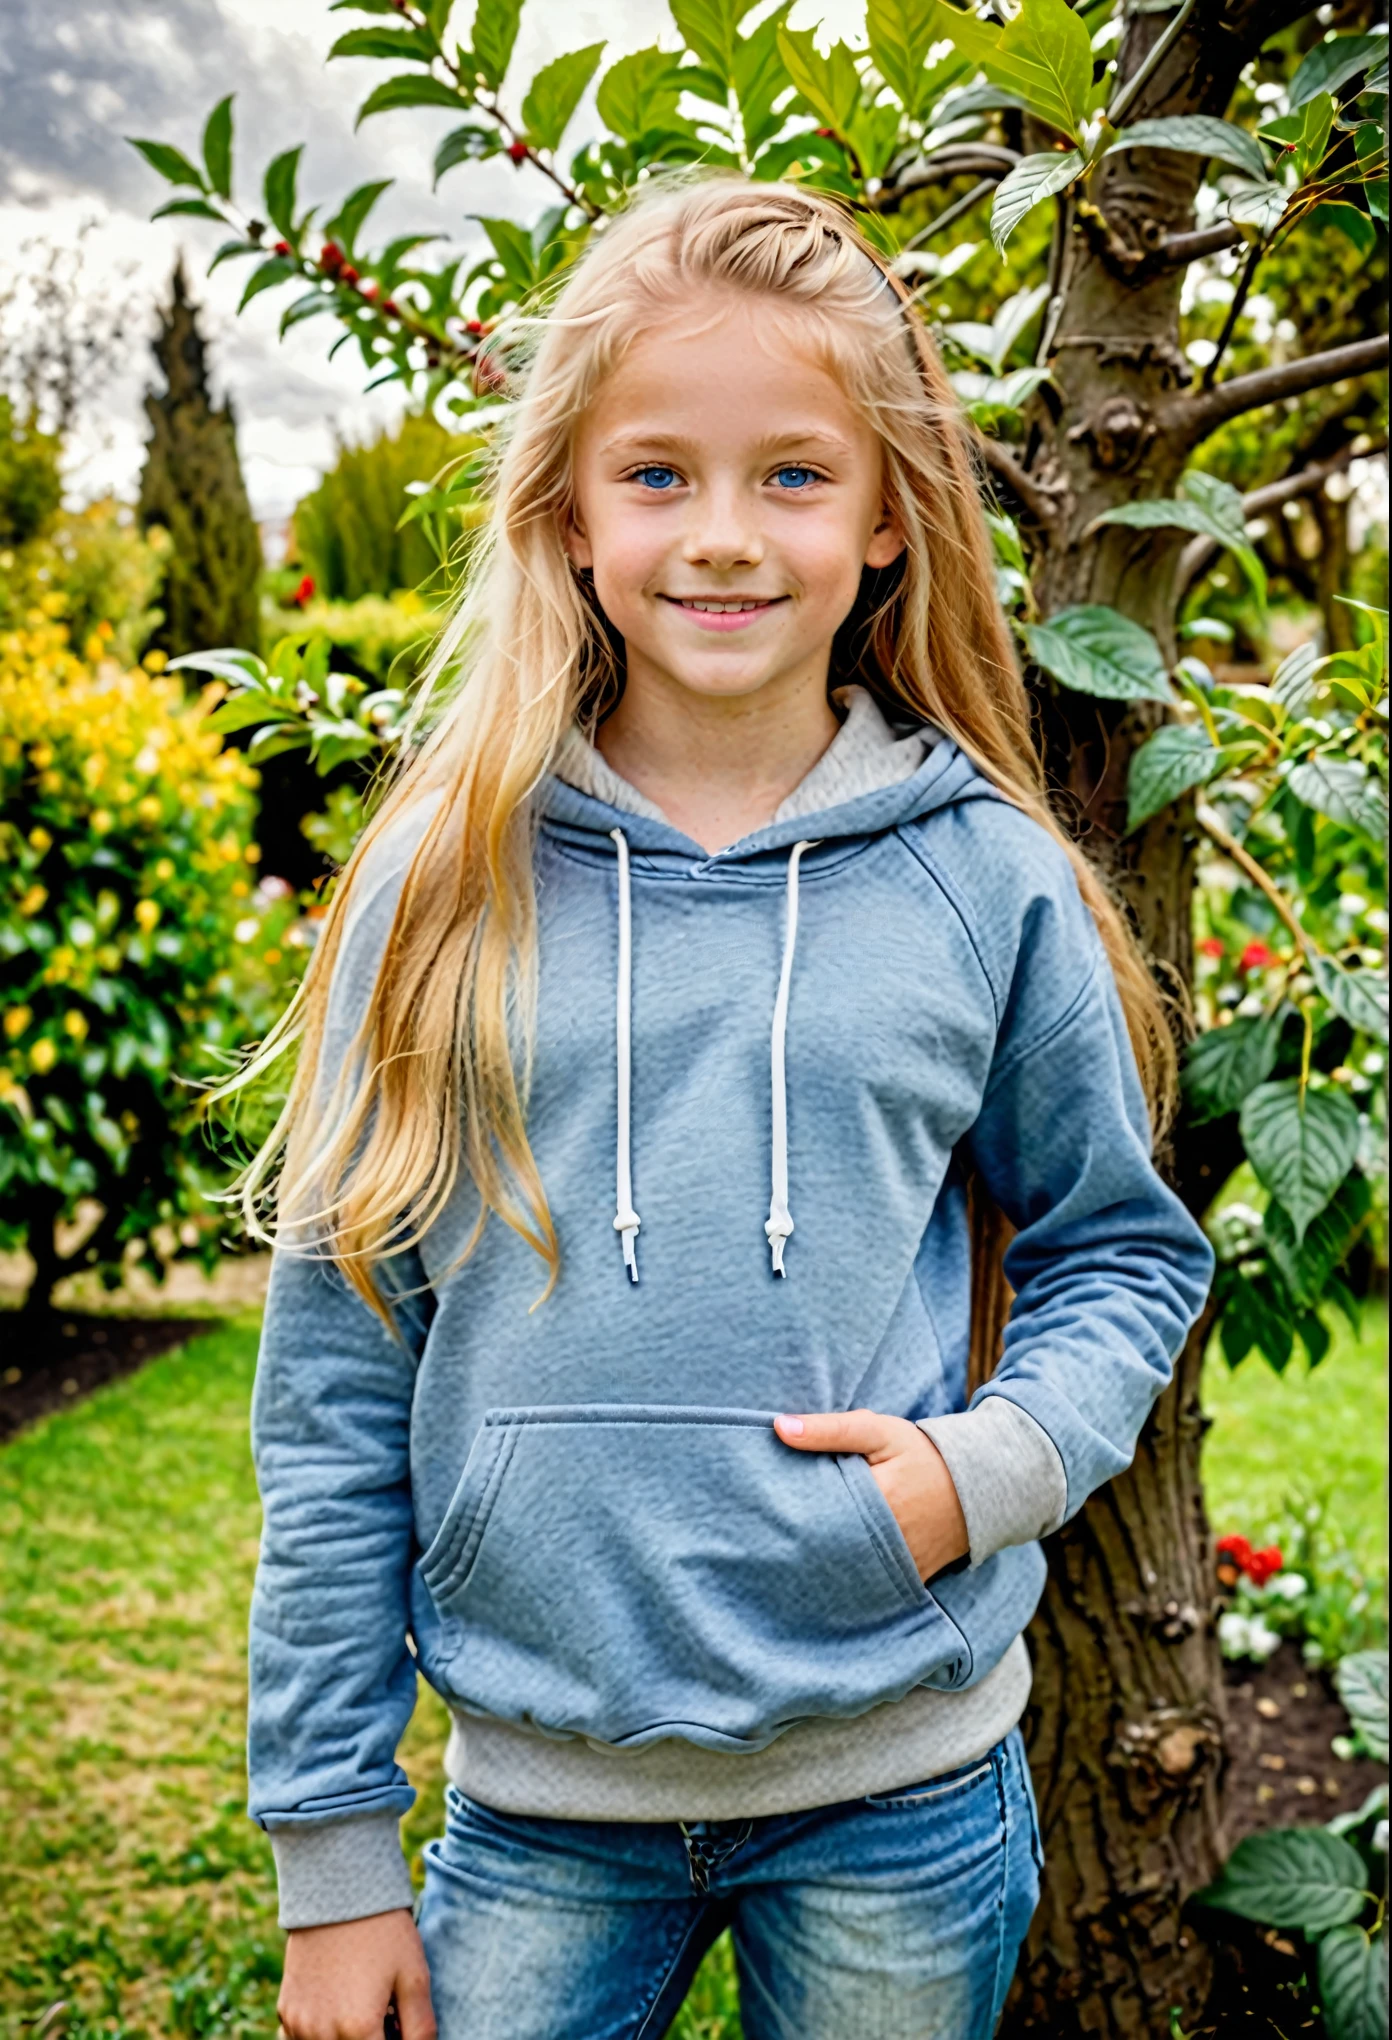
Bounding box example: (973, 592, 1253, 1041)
(418, 1404, 973, 1751)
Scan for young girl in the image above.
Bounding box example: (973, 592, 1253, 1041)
(249, 180, 1214, 2040)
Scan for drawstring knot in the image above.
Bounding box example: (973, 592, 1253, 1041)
(609, 829, 816, 1283)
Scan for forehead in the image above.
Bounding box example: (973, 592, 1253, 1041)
(577, 292, 871, 452)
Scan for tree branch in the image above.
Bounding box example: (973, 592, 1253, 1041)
(1163, 335, 1390, 442)
(1157, 223, 1247, 268)
(877, 145, 1019, 210)
(902, 180, 996, 251)
(976, 437, 1059, 526)
(1173, 438, 1387, 597)
(1195, 804, 1310, 957)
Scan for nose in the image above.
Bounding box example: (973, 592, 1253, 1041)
(680, 479, 764, 572)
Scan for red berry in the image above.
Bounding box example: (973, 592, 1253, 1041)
(362, 280, 380, 300)
(320, 241, 343, 271)
(1198, 936, 1224, 958)
(816, 127, 837, 139)
(507, 141, 529, 163)
(290, 575, 316, 608)
(382, 299, 400, 318)
(341, 265, 359, 286)
(1238, 940, 1277, 973)
(466, 318, 484, 335)
(274, 240, 291, 257)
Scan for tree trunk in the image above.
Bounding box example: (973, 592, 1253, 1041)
(982, 3, 1321, 2026)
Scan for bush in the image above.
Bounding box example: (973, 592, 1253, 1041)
(0, 607, 263, 1314)
(0, 397, 62, 550)
(258, 589, 442, 685)
(292, 413, 473, 600)
(1, 497, 169, 667)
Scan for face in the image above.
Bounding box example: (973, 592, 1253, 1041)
(564, 294, 903, 710)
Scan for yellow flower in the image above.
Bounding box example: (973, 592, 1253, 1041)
(154, 858, 175, 882)
(63, 1010, 88, 1042)
(19, 884, 47, 917)
(29, 743, 54, 770)
(4, 1005, 31, 1040)
(30, 1037, 57, 1073)
(39, 771, 62, 795)
(134, 898, 161, 931)
(136, 795, 162, 826)
(143, 649, 169, 674)
(28, 826, 52, 853)
(90, 809, 113, 834)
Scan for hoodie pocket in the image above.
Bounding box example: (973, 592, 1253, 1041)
(419, 1404, 972, 1752)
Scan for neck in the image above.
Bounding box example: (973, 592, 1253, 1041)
(596, 656, 839, 854)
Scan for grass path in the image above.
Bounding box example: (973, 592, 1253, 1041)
(0, 1305, 1384, 2036)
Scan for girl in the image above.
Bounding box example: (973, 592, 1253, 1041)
(249, 180, 1214, 2040)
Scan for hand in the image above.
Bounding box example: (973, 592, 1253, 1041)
(278, 1910, 436, 2040)
(774, 1409, 970, 1582)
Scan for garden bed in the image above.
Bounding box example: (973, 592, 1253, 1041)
(0, 1314, 212, 1441)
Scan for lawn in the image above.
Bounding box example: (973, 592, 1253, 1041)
(0, 1303, 1385, 2037)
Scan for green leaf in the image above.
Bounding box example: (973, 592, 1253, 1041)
(1290, 32, 1390, 110)
(1182, 1006, 1287, 1124)
(263, 146, 304, 236)
(596, 46, 685, 142)
(1296, 1309, 1331, 1369)
(1272, 640, 1320, 719)
(473, 214, 538, 293)
(868, 0, 941, 122)
(247, 725, 313, 764)
(937, 0, 1093, 141)
(434, 123, 502, 180)
(151, 198, 226, 222)
(329, 24, 438, 61)
(733, 2, 795, 155)
(469, 0, 525, 90)
(673, 0, 752, 86)
(521, 42, 605, 151)
(1219, 1267, 1295, 1373)
(322, 179, 394, 254)
(355, 74, 466, 126)
(776, 28, 863, 137)
(1021, 604, 1170, 702)
(1240, 1079, 1362, 1245)
(201, 95, 234, 199)
(1226, 179, 1288, 235)
(1105, 115, 1267, 181)
(1287, 756, 1389, 842)
(990, 149, 1083, 252)
(1318, 1926, 1388, 2040)
(1196, 1827, 1369, 1931)
(1093, 472, 1265, 604)
(1263, 1172, 1372, 1310)
(1296, 92, 1337, 180)
(1335, 1651, 1389, 1763)
(1311, 953, 1389, 1043)
(1308, 200, 1377, 253)
(128, 137, 206, 189)
(237, 257, 300, 312)
(280, 290, 335, 337)
(207, 237, 257, 274)
(1126, 724, 1226, 830)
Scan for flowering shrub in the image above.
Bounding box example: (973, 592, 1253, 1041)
(1216, 1501, 1387, 1668)
(0, 607, 264, 1309)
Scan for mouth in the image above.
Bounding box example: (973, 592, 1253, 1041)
(658, 594, 789, 633)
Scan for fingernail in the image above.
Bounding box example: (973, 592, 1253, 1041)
(778, 1415, 804, 1436)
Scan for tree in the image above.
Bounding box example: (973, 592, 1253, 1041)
(137, 260, 262, 658)
(133, 10, 1387, 2031)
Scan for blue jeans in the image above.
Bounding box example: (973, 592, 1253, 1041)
(416, 1728, 1043, 2039)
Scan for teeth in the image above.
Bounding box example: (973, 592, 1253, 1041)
(677, 598, 771, 612)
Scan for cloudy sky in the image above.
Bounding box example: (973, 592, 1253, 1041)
(1, 0, 858, 525)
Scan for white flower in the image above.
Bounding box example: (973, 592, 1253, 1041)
(1220, 1612, 1281, 1661)
(1272, 1572, 1309, 1601)
(234, 917, 259, 943)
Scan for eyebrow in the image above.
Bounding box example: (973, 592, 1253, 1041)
(598, 427, 856, 459)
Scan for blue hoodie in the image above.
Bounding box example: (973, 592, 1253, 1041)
(248, 708, 1214, 1925)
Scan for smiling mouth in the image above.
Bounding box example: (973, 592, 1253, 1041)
(659, 595, 787, 614)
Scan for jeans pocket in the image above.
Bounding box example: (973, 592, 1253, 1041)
(863, 1755, 995, 1811)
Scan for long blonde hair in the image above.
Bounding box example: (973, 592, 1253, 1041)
(231, 177, 1179, 1319)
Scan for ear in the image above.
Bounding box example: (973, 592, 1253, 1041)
(864, 506, 906, 572)
(562, 505, 594, 570)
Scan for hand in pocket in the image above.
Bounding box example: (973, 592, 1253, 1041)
(774, 1409, 970, 1583)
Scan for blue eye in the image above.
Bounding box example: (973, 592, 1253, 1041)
(633, 466, 679, 490)
(773, 466, 820, 489)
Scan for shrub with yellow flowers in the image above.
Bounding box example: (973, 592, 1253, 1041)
(1, 604, 266, 1319)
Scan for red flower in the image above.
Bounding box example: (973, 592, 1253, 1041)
(1198, 937, 1224, 958)
(289, 575, 316, 609)
(1216, 1534, 1284, 1586)
(1247, 1545, 1284, 1586)
(1239, 941, 1277, 973)
(1217, 1534, 1254, 1567)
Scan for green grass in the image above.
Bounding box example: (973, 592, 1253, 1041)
(1, 1303, 1385, 2035)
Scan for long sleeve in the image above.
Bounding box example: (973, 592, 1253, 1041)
(954, 941, 1214, 1528)
(248, 1237, 434, 1928)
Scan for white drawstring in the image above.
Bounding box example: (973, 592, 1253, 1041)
(608, 831, 816, 1282)
(765, 840, 815, 1276)
(610, 828, 641, 1281)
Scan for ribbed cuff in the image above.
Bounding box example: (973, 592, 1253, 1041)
(918, 1395, 1067, 1568)
(269, 1810, 416, 1930)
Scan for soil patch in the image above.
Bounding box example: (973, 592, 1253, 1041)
(0, 1314, 213, 1439)
(1189, 1643, 1387, 2036)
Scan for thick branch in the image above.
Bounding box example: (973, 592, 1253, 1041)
(879, 145, 1020, 209)
(1157, 223, 1247, 268)
(1164, 335, 1391, 443)
(976, 437, 1059, 527)
(1174, 438, 1387, 595)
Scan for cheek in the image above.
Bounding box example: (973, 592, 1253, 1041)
(588, 508, 669, 610)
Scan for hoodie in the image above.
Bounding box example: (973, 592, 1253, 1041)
(248, 690, 1215, 1929)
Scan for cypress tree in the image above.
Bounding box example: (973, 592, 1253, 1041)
(138, 259, 261, 655)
